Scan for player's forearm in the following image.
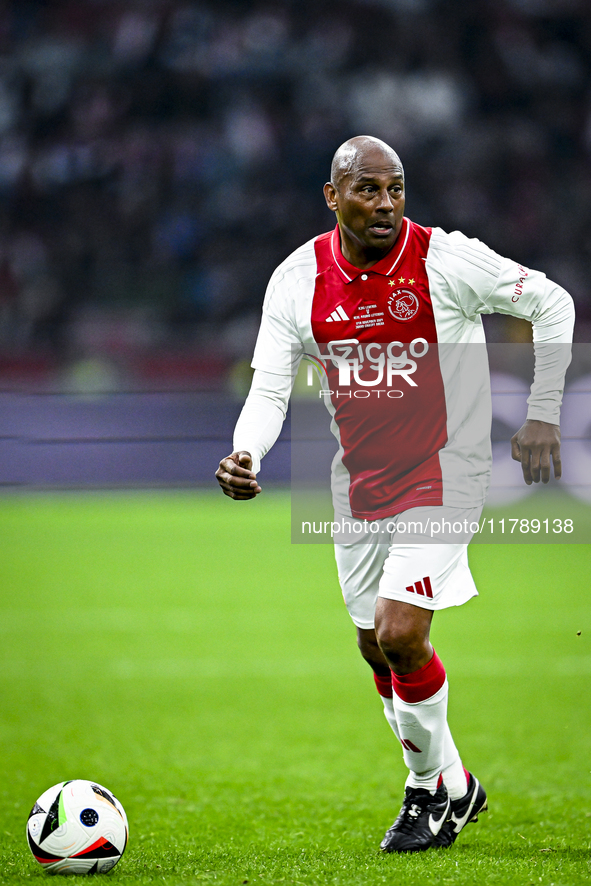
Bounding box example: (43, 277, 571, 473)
(232, 369, 292, 473)
(526, 341, 572, 423)
(528, 283, 575, 423)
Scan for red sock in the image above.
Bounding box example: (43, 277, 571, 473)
(373, 671, 393, 698)
(391, 649, 446, 703)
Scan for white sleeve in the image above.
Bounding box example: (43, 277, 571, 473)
(431, 229, 575, 424)
(251, 264, 305, 376)
(233, 370, 293, 474)
(235, 241, 316, 471)
(526, 285, 575, 423)
(482, 258, 574, 424)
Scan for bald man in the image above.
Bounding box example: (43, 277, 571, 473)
(216, 136, 574, 852)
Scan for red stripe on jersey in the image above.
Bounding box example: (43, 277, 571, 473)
(392, 649, 446, 704)
(311, 221, 447, 520)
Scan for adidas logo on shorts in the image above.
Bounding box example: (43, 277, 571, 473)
(405, 576, 433, 598)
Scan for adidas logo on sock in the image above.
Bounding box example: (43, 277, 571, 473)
(325, 305, 349, 322)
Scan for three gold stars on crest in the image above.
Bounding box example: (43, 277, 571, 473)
(389, 277, 415, 286)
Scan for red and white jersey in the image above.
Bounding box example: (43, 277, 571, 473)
(244, 218, 574, 519)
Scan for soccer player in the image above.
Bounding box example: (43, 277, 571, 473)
(215, 136, 574, 853)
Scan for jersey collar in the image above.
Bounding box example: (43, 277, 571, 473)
(330, 217, 411, 283)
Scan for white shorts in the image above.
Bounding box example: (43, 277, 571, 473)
(334, 505, 483, 630)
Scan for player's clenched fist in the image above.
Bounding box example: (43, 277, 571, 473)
(215, 451, 262, 499)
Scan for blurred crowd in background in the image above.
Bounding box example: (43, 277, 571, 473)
(0, 0, 590, 392)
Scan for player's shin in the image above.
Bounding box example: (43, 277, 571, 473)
(374, 662, 467, 798)
(391, 650, 449, 794)
(373, 671, 401, 742)
(441, 725, 470, 800)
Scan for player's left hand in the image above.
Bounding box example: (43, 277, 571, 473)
(510, 419, 561, 485)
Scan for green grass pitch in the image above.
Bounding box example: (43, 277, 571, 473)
(0, 490, 590, 885)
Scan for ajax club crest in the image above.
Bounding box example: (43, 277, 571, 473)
(387, 288, 420, 322)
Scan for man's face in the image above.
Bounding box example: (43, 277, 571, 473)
(324, 147, 405, 268)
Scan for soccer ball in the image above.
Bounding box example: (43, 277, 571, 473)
(26, 780, 128, 874)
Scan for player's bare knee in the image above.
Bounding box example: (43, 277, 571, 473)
(375, 620, 430, 673)
(375, 620, 412, 658)
(356, 627, 389, 673)
(374, 598, 433, 671)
